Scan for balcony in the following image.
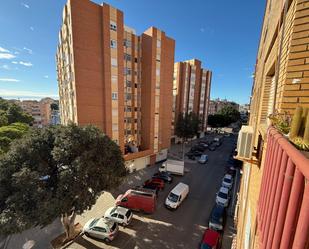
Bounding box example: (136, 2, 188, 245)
(257, 127, 309, 249)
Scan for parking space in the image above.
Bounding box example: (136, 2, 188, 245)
(69, 134, 237, 249)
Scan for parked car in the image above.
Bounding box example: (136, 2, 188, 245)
(165, 182, 189, 210)
(83, 217, 119, 242)
(209, 204, 226, 231)
(116, 188, 156, 213)
(193, 150, 203, 157)
(104, 206, 133, 226)
(159, 159, 185, 175)
(216, 186, 229, 207)
(213, 141, 222, 147)
(226, 167, 236, 176)
(200, 228, 221, 249)
(153, 172, 173, 183)
(222, 174, 233, 189)
(198, 154, 209, 164)
(209, 145, 216, 151)
(144, 178, 165, 190)
(185, 151, 196, 160)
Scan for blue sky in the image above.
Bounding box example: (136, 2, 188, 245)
(0, 0, 265, 104)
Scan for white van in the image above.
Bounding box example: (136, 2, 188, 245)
(159, 159, 185, 175)
(165, 182, 189, 209)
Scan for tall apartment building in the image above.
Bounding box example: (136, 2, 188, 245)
(235, 0, 309, 248)
(172, 59, 211, 136)
(56, 0, 175, 170)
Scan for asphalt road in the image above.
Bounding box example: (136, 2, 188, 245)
(70, 134, 236, 249)
(1, 134, 236, 249)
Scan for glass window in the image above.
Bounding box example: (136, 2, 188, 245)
(156, 69, 160, 76)
(126, 80, 131, 87)
(124, 53, 131, 61)
(110, 39, 117, 48)
(111, 58, 117, 67)
(112, 92, 118, 100)
(118, 214, 124, 219)
(126, 93, 132, 101)
(110, 21, 117, 31)
(124, 68, 131, 75)
(123, 39, 131, 47)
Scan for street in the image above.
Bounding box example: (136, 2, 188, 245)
(70, 134, 236, 249)
(1, 134, 237, 249)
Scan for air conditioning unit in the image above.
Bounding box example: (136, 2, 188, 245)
(237, 125, 254, 159)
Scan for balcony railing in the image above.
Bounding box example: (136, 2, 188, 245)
(257, 127, 309, 249)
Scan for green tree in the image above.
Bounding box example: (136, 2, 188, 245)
(51, 103, 59, 111)
(208, 114, 230, 128)
(6, 104, 33, 125)
(218, 105, 241, 123)
(0, 124, 127, 241)
(0, 122, 29, 154)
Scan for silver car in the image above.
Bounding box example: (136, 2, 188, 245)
(83, 217, 119, 242)
(104, 206, 133, 226)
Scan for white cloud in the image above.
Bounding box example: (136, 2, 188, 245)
(0, 78, 20, 82)
(30, 26, 34, 31)
(0, 47, 10, 53)
(21, 2, 30, 8)
(19, 61, 33, 67)
(23, 47, 33, 54)
(0, 65, 10, 70)
(11, 61, 18, 64)
(44, 75, 49, 79)
(0, 89, 58, 99)
(0, 53, 16, 59)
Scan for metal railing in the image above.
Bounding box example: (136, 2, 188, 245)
(257, 127, 309, 249)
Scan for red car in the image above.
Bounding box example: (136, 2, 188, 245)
(144, 178, 165, 190)
(200, 229, 221, 249)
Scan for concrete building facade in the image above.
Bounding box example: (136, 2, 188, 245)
(56, 0, 175, 170)
(15, 98, 59, 127)
(172, 59, 211, 136)
(235, 0, 309, 248)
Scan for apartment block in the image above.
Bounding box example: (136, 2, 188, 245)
(172, 59, 211, 136)
(56, 0, 175, 170)
(235, 0, 309, 248)
(15, 98, 59, 127)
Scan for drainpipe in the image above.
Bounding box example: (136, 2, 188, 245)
(272, 0, 289, 113)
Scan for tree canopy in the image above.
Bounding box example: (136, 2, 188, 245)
(218, 105, 241, 123)
(0, 124, 127, 236)
(208, 105, 241, 128)
(0, 98, 33, 126)
(175, 112, 201, 140)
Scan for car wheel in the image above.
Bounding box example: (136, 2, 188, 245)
(84, 232, 90, 237)
(104, 238, 111, 243)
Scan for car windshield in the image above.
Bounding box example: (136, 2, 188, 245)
(110, 207, 117, 214)
(201, 244, 212, 249)
(125, 210, 132, 219)
(224, 178, 232, 183)
(168, 192, 179, 202)
(201, 155, 207, 160)
(89, 218, 99, 228)
(218, 192, 228, 199)
(110, 222, 117, 232)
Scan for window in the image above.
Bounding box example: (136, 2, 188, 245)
(111, 58, 117, 67)
(124, 67, 131, 75)
(126, 93, 132, 101)
(156, 54, 160, 62)
(110, 21, 117, 31)
(156, 69, 160, 76)
(125, 106, 131, 112)
(157, 39, 161, 48)
(126, 80, 131, 87)
(118, 214, 124, 219)
(134, 57, 138, 63)
(112, 92, 118, 100)
(124, 53, 131, 61)
(123, 39, 131, 47)
(110, 39, 117, 48)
